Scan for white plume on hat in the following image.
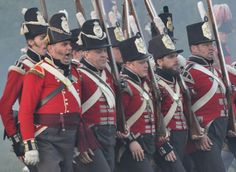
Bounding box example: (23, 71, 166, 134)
(21, 8, 28, 15)
(177, 54, 186, 68)
(59, 9, 69, 20)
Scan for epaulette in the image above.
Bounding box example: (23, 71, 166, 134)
(28, 61, 45, 78)
(182, 63, 195, 84)
(8, 55, 29, 75)
(8, 63, 26, 75)
(44, 57, 55, 66)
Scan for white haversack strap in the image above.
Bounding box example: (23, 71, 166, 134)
(40, 62, 81, 107)
(126, 80, 153, 128)
(192, 79, 218, 112)
(79, 68, 115, 109)
(192, 64, 225, 93)
(158, 79, 181, 126)
(22, 58, 34, 68)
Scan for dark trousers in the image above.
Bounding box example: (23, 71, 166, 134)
(227, 137, 236, 158)
(74, 125, 116, 172)
(154, 130, 188, 172)
(119, 134, 156, 172)
(191, 117, 228, 172)
(36, 127, 77, 172)
(73, 148, 111, 172)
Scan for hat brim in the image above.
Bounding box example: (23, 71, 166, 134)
(124, 53, 150, 62)
(84, 43, 111, 51)
(156, 49, 183, 59)
(190, 39, 215, 46)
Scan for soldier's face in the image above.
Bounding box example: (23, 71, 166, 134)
(28, 34, 47, 56)
(126, 59, 149, 78)
(191, 42, 215, 60)
(84, 48, 108, 70)
(49, 41, 72, 65)
(157, 53, 178, 70)
(112, 47, 123, 64)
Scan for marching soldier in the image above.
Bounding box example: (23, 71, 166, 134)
(107, 25, 124, 72)
(182, 21, 228, 172)
(18, 11, 81, 172)
(75, 19, 116, 172)
(71, 28, 84, 64)
(0, 7, 47, 165)
(117, 34, 156, 172)
(148, 34, 188, 172)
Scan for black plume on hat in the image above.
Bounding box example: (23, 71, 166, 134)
(20, 7, 48, 40)
(81, 19, 110, 50)
(186, 21, 215, 45)
(148, 34, 183, 60)
(119, 33, 150, 62)
(71, 28, 84, 51)
(108, 25, 125, 47)
(47, 12, 72, 45)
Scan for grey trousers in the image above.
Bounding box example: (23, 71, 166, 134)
(191, 117, 228, 172)
(35, 127, 76, 172)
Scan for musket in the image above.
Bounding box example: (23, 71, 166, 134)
(122, 0, 131, 39)
(39, 0, 48, 22)
(94, 0, 126, 132)
(205, 0, 236, 132)
(74, 0, 86, 27)
(144, 0, 203, 139)
(125, 0, 167, 137)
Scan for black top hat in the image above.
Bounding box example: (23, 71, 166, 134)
(108, 25, 125, 47)
(148, 34, 183, 60)
(158, 6, 175, 40)
(81, 19, 110, 50)
(70, 28, 84, 51)
(20, 7, 48, 40)
(119, 33, 150, 62)
(47, 11, 72, 45)
(186, 21, 215, 45)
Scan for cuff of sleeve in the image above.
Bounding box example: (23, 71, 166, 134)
(24, 139, 38, 152)
(158, 141, 173, 157)
(9, 133, 21, 145)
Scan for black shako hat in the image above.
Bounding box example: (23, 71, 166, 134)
(20, 7, 48, 40)
(186, 21, 215, 46)
(47, 11, 72, 45)
(119, 33, 150, 62)
(148, 34, 183, 60)
(158, 6, 175, 40)
(70, 28, 84, 51)
(108, 25, 125, 47)
(80, 19, 110, 50)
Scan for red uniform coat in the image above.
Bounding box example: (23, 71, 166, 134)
(183, 56, 228, 128)
(0, 48, 43, 136)
(79, 58, 116, 127)
(158, 76, 187, 131)
(121, 68, 156, 135)
(19, 56, 82, 141)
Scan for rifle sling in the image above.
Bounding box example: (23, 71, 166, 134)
(36, 83, 66, 110)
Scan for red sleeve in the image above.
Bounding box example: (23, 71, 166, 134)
(0, 70, 24, 136)
(19, 72, 44, 140)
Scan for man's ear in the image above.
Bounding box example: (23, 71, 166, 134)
(27, 39, 34, 47)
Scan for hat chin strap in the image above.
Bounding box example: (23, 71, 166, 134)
(81, 31, 106, 40)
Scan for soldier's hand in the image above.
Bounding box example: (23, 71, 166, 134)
(129, 141, 144, 162)
(195, 134, 213, 151)
(164, 150, 177, 162)
(79, 149, 94, 164)
(24, 150, 39, 166)
(228, 130, 236, 137)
